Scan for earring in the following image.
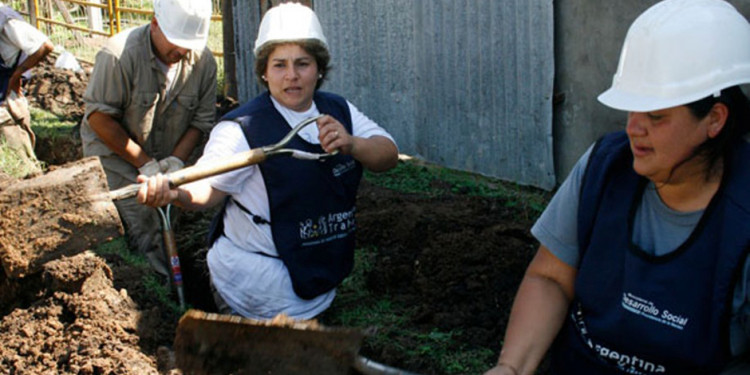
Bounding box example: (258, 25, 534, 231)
(318, 74, 323, 79)
(262, 75, 267, 81)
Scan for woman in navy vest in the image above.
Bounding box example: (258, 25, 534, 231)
(136, 3, 398, 320)
(486, 1, 750, 374)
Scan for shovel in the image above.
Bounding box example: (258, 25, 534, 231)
(174, 309, 421, 375)
(156, 203, 185, 309)
(109, 114, 333, 201)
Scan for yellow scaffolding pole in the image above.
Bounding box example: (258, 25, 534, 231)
(114, 0, 120, 33)
(33, 0, 40, 29)
(107, 0, 115, 35)
(35, 16, 111, 36)
(64, 0, 107, 9)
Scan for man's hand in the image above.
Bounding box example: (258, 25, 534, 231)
(138, 159, 161, 176)
(159, 156, 184, 173)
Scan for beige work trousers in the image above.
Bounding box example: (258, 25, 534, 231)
(0, 100, 40, 176)
(104, 167, 171, 278)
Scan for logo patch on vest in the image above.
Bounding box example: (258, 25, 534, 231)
(299, 208, 356, 246)
(621, 292, 690, 330)
(591, 342, 667, 374)
(332, 160, 356, 177)
(573, 305, 668, 374)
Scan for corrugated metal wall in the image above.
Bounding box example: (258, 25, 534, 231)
(233, 0, 555, 190)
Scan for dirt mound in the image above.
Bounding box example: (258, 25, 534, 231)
(26, 56, 88, 121)
(0, 252, 160, 374)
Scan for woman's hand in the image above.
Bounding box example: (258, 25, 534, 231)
(483, 363, 519, 375)
(136, 174, 178, 207)
(317, 115, 354, 154)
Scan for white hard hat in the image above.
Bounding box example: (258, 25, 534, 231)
(154, 0, 212, 51)
(598, 0, 750, 112)
(253, 3, 328, 56)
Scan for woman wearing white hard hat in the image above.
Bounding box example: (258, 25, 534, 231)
(485, 0, 750, 374)
(136, 2, 398, 320)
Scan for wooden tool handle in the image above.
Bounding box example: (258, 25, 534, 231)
(109, 148, 267, 201)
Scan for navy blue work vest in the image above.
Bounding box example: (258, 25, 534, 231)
(0, 54, 19, 103)
(551, 131, 750, 374)
(209, 91, 362, 300)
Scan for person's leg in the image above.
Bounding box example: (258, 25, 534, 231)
(210, 278, 236, 315)
(0, 106, 41, 176)
(114, 197, 170, 277)
(104, 168, 170, 278)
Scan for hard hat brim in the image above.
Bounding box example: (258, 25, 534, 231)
(253, 39, 328, 57)
(162, 29, 209, 51)
(598, 88, 672, 112)
(598, 87, 709, 113)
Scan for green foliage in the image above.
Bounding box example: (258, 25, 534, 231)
(29, 107, 77, 137)
(365, 160, 550, 220)
(94, 237, 185, 316)
(0, 108, 77, 177)
(142, 273, 184, 316)
(440, 347, 498, 374)
(94, 237, 149, 267)
(0, 138, 44, 178)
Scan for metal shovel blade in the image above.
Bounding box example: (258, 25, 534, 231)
(174, 309, 365, 375)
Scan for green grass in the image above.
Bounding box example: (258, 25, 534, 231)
(30, 106, 77, 135)
(366, 160, 550, 219)
(0, 138, 44, 178)
(94, 237, 185, 316)
(94, 237, 149, 267)
(325, 245, 499, 374)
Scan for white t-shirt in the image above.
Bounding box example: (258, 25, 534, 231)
(0, 18, 48, 69)
(199, 96, 396, 320)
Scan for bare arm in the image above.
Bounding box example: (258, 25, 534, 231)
(316, 115, 399, 172)
(349, 135, 399, 172)
(485, 245, 577, 375)
(8, 40, 53, 96)
(87, 111, 152, 168)
(170, 127, 203, 162)
(136, 174, 228, 211)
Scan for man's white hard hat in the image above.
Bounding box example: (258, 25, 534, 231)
(254, 2, 328, 57)
(598, 0, 750, 112)
(154, 0, 212, 51)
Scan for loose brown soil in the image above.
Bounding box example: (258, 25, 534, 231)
(0, 57, 543, 374)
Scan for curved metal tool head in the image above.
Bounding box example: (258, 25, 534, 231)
(288, 149, 339, 161)
(265, 114, 325, 152)
(264, 114, 339, 161)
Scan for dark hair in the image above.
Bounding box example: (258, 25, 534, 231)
(254, 40, 332, 90)
(684, 85, 750, 177)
